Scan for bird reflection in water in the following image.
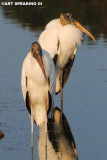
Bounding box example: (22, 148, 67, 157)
(38, 107, 78, 160)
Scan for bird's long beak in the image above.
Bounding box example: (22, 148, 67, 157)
(73, 20, 95, 41)
(36, 55, 47, 81)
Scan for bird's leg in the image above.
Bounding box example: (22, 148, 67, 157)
(60, 69, 63, 119)
(45, 109, 47, 160)
(31, 146, 33, 160)
(51, 101, 54, 119)
(31, 116, 33, 148)
(31, 107, 34, 154)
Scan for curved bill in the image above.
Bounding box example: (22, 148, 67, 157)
(73, 20, 95, 41)
(36, 55, 47, 81)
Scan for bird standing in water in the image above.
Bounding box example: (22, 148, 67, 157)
(39, 12, 95, 115)
(21, 42, 56, 150)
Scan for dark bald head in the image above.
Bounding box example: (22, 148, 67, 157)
(31, 42, 42, 56)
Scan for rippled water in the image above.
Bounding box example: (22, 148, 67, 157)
(0, 2, 107, 160)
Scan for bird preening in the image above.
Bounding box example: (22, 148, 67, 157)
(21, 11, 95, 159)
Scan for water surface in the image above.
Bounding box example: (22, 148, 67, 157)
(0, 2, 107, 160)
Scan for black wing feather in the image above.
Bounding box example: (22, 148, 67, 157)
(47, 91, 52, 115)
(25, 77, 31, 115)
(25, 91, 31, 115)
(62, 55, 75, 88)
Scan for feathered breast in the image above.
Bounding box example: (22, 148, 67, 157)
(58, 24, 83, 49)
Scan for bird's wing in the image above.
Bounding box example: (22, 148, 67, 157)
(45, 19, 60, 29)
(21, 58, 27, 101)
(49, 59, 56, 100)
(42, 50, 56, 102)
(39, 19, 60, 59)
(62, 48, 77, 88)
(21, 53, 31, 115)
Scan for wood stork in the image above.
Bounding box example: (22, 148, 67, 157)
(39, 12, 95, 115)
(21, 42, 56, 149)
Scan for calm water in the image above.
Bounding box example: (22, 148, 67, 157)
(0, 2, 107, 160)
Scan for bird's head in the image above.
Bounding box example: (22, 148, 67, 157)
(60, 11, 95, 41)
(31, 42, 47, 81)
(31, 42, 42, 57)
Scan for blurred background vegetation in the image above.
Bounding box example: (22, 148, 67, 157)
(0, 0, 107, 40)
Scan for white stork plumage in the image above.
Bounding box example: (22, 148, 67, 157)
(39, 12, 95, 114)
(21, 42, 56, 149)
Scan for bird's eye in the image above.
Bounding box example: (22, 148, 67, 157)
(66, 15, 69, 19)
